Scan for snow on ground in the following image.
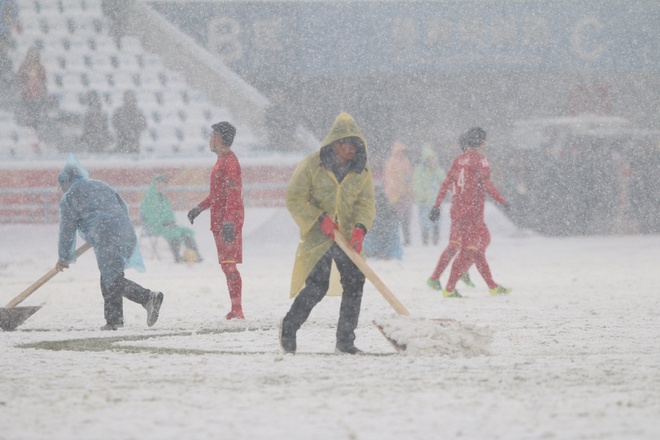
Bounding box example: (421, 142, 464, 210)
(1, 204, 659, 439)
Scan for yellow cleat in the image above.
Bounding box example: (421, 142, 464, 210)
(442, 289, 463, 298)
(489, 285, 511, 296)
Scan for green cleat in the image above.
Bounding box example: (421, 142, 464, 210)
(426, 278, 442, 291)
(489, 285, 511, 296)
(461, 272, 476, 287)
(442, 289, 463, 298)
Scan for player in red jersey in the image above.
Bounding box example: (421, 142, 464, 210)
(187, 122, 246, 319)
(427, 127, 511, 297)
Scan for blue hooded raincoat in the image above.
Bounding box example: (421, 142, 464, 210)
(57, 155, 145, 288)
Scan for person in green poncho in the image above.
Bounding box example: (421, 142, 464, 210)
(413, 146, 446, 246)
(140, 174, 202, 263)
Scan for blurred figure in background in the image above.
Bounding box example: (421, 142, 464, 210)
(265, 89, 296, 151)
(81, 90, 112, 153)
(383, 141, 413, 246)
(101, 0, 129, 45)
(140, 174, 202, 263)
(413, 146, 445, 246)
(364, 185, 403, 260)
(112, 90, 147, 154)
(17, 47, 48, 130)
(0, 0, 21, 49)
(0, 0, 20, 88)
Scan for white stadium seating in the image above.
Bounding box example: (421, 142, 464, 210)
(8, 0, 258, 158)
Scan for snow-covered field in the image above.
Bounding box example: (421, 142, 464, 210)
(1, 205, 659, 439)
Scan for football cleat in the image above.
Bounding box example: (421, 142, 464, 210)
(442, 289, 463, 298)
(489, 285, 511, 296)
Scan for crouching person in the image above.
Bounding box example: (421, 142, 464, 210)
(280, 112, 376, 355)
(141, 174, 202, 263)
(55, 155, 164, 330)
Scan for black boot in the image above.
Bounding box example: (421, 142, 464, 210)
(168, 239, 182, 263)
(335, 342, 363, 355)
(279, 318, 297, 354)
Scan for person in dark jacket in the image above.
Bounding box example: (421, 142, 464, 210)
(55, 155, 164, 330)
(81, 90, 112, 153)
(112, 90, 147, 154)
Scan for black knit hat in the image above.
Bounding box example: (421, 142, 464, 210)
(211, 121, 236, 146)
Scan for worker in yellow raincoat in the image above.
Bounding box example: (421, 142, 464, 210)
(279, 112, 375, 355)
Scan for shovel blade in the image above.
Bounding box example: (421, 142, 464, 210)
(373, 320, 407, 352)
(0, 306, 42, 331)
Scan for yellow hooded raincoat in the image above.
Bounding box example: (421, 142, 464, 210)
(286, 113, 376, 298)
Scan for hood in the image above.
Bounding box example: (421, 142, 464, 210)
(57, 154, 89, 188)
(151, 174, 168, 186)
(319, 113, 368, 174)
(320, 112, 367, 150)
(145, 174, 167, 198)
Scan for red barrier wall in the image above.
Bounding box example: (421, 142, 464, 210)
(0, 163, 296, 224)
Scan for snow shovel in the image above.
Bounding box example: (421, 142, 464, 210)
(334, 231, 410, 316)
(333, 232, 411, 351)
(0, 242, 92, 331)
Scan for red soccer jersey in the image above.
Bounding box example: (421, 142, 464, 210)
(199, 151, 244, 232)
(434, 151, 505, 222)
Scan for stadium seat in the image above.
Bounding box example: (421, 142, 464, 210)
(80, 0, 103, 14)
(118, 36, 142, 54)
(8, 0, 249, 159)
(59, 0, 85, 13)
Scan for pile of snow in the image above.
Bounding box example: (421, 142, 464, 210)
(374, 316, 493, 357)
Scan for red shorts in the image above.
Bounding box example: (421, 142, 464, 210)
(212, 230, 242, 264)
(448, 217, 490, 253)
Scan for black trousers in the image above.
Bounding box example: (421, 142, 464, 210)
(284, 243, 365, 346)
(100, 272, 152, 326)
(167, 234, 199, 262)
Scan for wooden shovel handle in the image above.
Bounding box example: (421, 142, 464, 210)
(5, 242, 92, 308)
(334, 231, 410, 316)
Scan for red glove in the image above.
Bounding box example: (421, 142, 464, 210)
(319, 214, 338, 238)
(349, 227, 366, 253)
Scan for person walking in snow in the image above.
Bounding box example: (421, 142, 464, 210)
(140, 174, 202, 263)
(279, 112, 376, 355)
(383, 141, 414, 246)
(427, 127, 511, 298)
(187, 122, 245, 320)
(413, 146, 445, 246)
(55, 155, 164, 330)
